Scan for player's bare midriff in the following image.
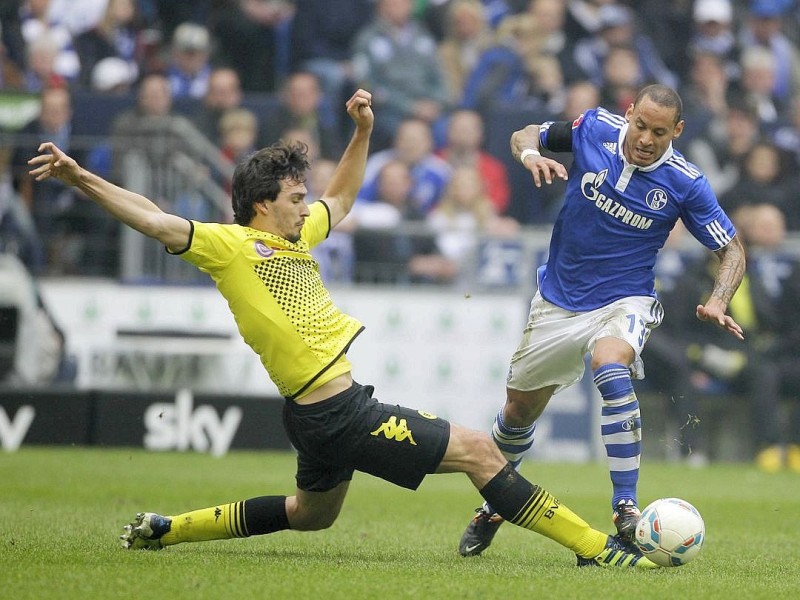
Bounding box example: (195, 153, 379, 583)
(294, 372, 354, 405)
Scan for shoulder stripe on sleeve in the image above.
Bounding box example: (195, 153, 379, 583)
(666, 156, 701, 179)
(706, 219, 732, 248)
(596, 108, 626, 128)
(318, 200, 332, 239)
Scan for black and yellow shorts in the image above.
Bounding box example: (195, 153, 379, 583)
(283, 382, 450, 492)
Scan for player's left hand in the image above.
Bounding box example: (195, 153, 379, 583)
(696, 303, 744, 340)
(346, 89, 374, 130)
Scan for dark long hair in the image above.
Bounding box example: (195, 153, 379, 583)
(231, 141, 310, 225)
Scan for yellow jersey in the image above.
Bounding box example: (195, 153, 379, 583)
(175, 201, 364, 399)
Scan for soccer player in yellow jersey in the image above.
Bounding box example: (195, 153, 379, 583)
(28, 89, 657, 568)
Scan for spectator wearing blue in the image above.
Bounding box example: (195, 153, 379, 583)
(166, 22, 212, 99)
(459, 13, 538, 117)
(421, 0, 523, 40)
(358, 118, 452, 215)
(436, 0, 494, 106)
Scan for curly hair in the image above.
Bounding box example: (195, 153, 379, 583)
(231, 141, 310, 225)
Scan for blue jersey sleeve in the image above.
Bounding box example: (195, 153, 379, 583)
(680, 177, 736, 250)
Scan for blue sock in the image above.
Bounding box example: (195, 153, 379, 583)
(594, 363, 640, 508)
(484, 409, 536, 514)
(492, 408, 537, 468)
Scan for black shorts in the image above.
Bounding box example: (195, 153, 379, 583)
(282, 382, 450, 492)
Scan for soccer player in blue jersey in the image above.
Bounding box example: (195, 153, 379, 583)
(29, 89, 658, 568)
(459, 84, 746, 557)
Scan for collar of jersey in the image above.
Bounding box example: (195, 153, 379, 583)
(617, 123, 674, 173)
(245, 226, 300, 248)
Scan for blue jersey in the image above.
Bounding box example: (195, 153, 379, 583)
(538, 107, 736, 311)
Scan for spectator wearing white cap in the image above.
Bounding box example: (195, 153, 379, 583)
(90, 56, 136, 94)
(690, 0, 739, 80)
(166, 22, 212, 99)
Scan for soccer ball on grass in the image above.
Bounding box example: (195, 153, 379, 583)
(634, 497, 705, 567)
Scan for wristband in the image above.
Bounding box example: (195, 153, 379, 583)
(520, 148, 541, 163)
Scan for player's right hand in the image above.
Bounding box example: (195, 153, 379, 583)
(523, 154, 568, 188)
(28, 142, 82, 186)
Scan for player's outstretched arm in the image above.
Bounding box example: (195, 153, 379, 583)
(696, 234, 746, 340)
(28, 142, 191, 252)
(510, 125, 568, 188)
(322, 89, 374, 228)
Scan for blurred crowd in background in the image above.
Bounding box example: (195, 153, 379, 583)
(2, 0, 800, 470)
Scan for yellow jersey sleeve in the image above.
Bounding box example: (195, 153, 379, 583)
(301, 201, 331, 249)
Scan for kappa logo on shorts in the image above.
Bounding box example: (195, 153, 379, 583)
(371, 416, 417, 445)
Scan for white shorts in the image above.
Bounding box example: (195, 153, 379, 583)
(506, 292, 664, 394)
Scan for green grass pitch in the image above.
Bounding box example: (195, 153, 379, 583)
(2, 447, 798, 599)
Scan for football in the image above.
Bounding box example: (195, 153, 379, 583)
(634, 498, 705, 567)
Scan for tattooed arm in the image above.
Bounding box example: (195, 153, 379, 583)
(696, 234, 746, 340)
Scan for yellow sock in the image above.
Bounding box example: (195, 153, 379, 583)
(160, 501, 248, 546)
(509, 487, 608, 557)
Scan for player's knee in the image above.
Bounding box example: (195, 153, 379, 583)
(309, 513, 339, 531)
(591, 343, 634, 371)
(292, 510, 339, 531)
(287, 500, 342, 531)
(467, 430, 506, 467)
